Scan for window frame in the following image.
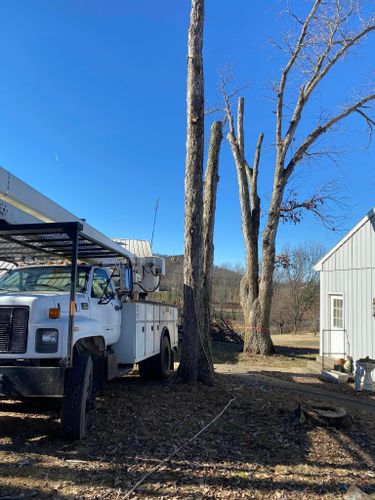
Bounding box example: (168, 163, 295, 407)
(330, 294, 344, 330)
(91, 268, 115, 300)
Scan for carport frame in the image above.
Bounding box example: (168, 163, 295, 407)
(0, 220, 129, 366)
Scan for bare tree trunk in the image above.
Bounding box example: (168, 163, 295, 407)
(226, 98, 272, 354)
(248, 172, 286, 353)
(223, 2, 374, 356)
(176, 0, 207, 383)
(200, 121, 223, 384)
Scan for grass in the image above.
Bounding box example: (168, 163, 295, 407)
(213, 331, 319, 372)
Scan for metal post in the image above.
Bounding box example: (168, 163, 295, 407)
(67, 228, 79, 366)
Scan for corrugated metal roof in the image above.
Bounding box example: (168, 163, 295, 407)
(113, 239, 153, 257)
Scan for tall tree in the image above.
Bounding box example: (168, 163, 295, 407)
(177, 0, 223, 383)
(224, 0, 375, 354)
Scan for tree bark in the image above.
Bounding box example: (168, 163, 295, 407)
(200, 121, 223, 384)
(249, 170, 286, 353)
(176, 0, 207, 383)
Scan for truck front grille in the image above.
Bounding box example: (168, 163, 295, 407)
(0, 307, 29, 354)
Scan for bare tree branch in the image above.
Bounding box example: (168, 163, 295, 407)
(306, 23, 375, 98)
(276, 0, 322, 146)
(356, 107, 375, 145)
(280, 1, 374, 158)
(252, 132, 264, 185)
(285, 93, 375, 177)
(224, 95, 253, 249)
(279, 181, 345, 231)
(237, 97, 245, 158)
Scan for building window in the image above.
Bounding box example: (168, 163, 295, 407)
(331, 296, 343, 329)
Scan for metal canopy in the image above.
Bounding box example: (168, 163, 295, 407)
(0, 221, 129, 265)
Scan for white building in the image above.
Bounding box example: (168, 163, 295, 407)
(314, 209, 375, 377)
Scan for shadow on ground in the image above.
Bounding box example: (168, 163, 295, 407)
(274, 344, 318, 359)
(0, 371, 374, 499)
(212, 341, 242, 364)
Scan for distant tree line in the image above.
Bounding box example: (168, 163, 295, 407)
(271, 242, 324, 335)
(154, 256, 243, 322)
(154, 241, 324, 335)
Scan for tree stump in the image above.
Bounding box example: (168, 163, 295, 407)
(294, 402, 352, 428)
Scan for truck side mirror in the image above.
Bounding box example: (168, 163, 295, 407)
(119, 265, 133, 292)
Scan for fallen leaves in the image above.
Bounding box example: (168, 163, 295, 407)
(0, 355, 374, 498)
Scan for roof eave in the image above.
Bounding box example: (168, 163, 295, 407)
(313, 208, 375, 272)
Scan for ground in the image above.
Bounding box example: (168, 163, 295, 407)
(0, 333, 374, 499)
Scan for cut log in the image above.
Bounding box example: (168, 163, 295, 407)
(294, 402, 352, 428)
(321, 369, 350, 384)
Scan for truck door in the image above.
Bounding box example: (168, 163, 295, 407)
(90, 268, 121, 345)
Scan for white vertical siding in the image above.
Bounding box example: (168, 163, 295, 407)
(320, 216, 375, 381)
(370, 218, 375, 268)
(322, 253, 335, 271)
(334, 238, 351, 270)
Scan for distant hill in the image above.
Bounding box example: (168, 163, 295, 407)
(154, 255, 243, 322)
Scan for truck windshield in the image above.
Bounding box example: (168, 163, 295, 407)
(0, 266, 89, 293)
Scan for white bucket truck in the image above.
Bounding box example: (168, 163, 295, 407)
(0, 167, 178, 440)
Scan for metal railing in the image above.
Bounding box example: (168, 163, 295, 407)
(321, 329, 349, 370)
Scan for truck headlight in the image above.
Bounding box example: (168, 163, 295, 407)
(36, 329, 58, 353)
(41, 330, 58, 343)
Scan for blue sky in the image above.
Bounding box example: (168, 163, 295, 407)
(0, 1, 374, 265)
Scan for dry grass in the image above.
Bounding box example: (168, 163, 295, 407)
(213, 332, 319, 372)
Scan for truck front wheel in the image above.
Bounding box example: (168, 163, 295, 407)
(60, 353, 93, 441)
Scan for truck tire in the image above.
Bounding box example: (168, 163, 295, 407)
(153, 336, 172, 380)
(93, 354, 106, 391)
(138, 357, 153, 380)
(60, 353, 93, 441)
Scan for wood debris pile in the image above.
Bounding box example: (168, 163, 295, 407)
(210, 313, 244, 345)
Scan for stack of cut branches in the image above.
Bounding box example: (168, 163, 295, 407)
(210, 313, 244, 345)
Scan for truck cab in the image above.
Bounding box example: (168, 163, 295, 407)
(0, 264, 121, 363)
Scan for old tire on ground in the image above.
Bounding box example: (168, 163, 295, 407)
(295, 402, 352, 429)
(60, 353, 93, 441)
(153, 336, 172, 380)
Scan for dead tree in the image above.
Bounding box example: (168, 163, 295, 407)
(225, 0, 375, 354)
(201, 121, 223, 383)
(177, 1, 223, 383)
(176, 0, 205, 383)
